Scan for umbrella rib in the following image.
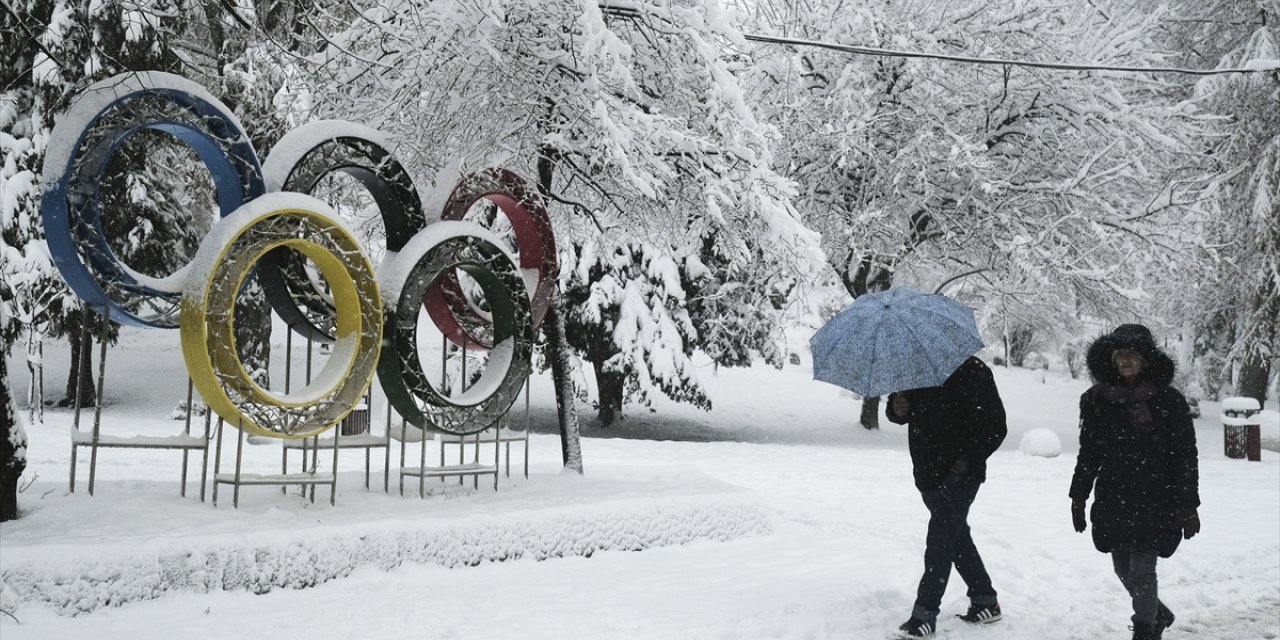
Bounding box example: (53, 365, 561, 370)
(810, 320, 845, 366)
(863, 319, 883, 396)
(890, 313, 944, 385)
(901, 301, 980, 380)
(901, 313, 942, 381)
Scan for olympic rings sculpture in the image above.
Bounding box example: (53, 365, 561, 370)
(41, 71, 557, 439)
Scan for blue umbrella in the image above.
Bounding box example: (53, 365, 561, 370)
(810, 287, 984, 397)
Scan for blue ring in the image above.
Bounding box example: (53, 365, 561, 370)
(42, 84, 264, 328)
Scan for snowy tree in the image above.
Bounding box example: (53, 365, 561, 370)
(23, 0, 204, 405)
(0, 301, 26, 522)
(743, 0, 1209, 425)
(181, 2, 300, 389)
(14, 1, 288, 404)
(1158, 2, 1279, 405)
(683, 232, 792, 370)
(282, 0, 822, 443)
(562, 240, 711, 427)
(3, 2, 68, 415)
(3, 2, 61, 512)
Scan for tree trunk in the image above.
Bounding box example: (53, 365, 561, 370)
(26, 331, 43, 424)
(593, 361, 625, 428)
(860, 396, 881, 429)
(537, 143, 583, 473)
(1, 349, 26, 521)
(63, 321, 96, 408)
(1237, 352, 1272, 409)
(544, 297, 584, 473)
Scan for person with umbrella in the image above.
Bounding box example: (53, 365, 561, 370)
(810, 287, 1007, 640)
(1069, 324, 1199, 640)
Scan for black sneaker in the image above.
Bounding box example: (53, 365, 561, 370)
(895, 617, 936, 639)
(957, 601, 1003, 624)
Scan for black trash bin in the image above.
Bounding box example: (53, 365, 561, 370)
(1222, 397, 1262, 461)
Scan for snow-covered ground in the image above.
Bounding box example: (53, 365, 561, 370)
(3, 328, 1278, 640)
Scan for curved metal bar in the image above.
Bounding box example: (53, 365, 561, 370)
(379, 225, 533, 435)
(426, 168, 557, 349)
(259, 122, 427, 342)
(182, 195, 381, 439)
(41, 72, 264, 328)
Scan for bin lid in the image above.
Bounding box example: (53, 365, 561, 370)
(1222, 396, 1261, 417)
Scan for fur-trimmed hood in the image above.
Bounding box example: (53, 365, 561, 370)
(1085, 323, 1176, 387)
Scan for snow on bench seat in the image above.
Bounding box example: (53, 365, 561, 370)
(70, 430, 206, 449)
(437, 429, 527, 444)
(401, 463, 498, 478)
(213, 472, 335, 486)
(281, 434, 388, 449)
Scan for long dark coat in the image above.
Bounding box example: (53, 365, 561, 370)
(886, 356, 1007, 492)
(1069, 327, 1199, 558)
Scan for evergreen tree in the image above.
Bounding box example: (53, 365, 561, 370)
(562, 240, 711, 426)
(0, 308, 25, 522)
(2, 0, 57, 518)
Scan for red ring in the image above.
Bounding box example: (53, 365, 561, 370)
(425, 169, 557, 349)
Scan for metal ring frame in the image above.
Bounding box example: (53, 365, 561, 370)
(380, 224, 533, 435)
(259, 122, 428, 342)
(181, 197, 382, 438)
(40, 72, 264, 328)
(427, 168, 558, 349)
(45, 72, 549, 440)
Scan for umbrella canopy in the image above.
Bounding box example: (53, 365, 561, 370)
(809, 287, 984, 397)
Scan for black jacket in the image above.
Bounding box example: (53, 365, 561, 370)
(886, 357, 1007, 491)
(1069, 325, 1199, 558)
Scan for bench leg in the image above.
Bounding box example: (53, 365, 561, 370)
(69, 443, 78, 493)
(200, 411, 212, 503)
(212, 418, 224, 506)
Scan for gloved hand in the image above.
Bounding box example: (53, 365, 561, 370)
(1071, 499, 1087, 533)
(1179, 507, 1200, 540)
(890, 394, 912, 419)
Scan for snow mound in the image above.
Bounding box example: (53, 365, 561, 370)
(1261, 409, 1280, 452)
(1019, 427, 1062, 458)
(0, 478, 770, 616)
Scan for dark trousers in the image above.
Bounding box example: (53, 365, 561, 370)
(1111, 549, 1160, 626)
(912, 473, 998, 623)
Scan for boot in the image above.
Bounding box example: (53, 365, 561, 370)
(1154, 603, 1175, 638)
(1132, 622, 1156, 640)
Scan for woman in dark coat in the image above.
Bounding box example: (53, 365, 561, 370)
(1069, 324, 1200, 640)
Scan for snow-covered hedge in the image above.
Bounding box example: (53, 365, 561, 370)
(1, 490, 770, 616)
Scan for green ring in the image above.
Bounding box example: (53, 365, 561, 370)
(378, 232, 532, 435)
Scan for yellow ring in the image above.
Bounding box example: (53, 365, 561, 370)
(181, 199, 381, 438)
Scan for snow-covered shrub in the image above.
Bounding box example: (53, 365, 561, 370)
(1023, 352, 1049, 371)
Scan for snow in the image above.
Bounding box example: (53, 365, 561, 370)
(40, 71, 247, 189)
(451, 336, 515, 407)
(1222, 396, 1263, 413)
(378, 220, 518, 311)
(261, 120, 388, 193)
(2, 329, 1279, 640)
(1017, 427, 1062, 458)
(1243, 59, 1280, 71)
(183, 192, 353, 300)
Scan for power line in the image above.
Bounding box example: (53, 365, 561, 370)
(743, 33, 1279, 76)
